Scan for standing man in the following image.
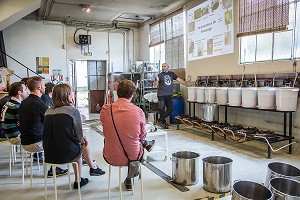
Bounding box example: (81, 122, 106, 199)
(19, 76, 68, 177)
(154, 63, 188, 129)
(1, 81, 28, 144)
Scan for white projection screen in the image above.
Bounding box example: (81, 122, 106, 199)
(187, 0, 234, 61)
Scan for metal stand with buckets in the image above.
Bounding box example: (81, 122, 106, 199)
(203, 156, 232, 193)
(269, 177, 300, 199)
(232, 181, 272, 200)
(265, 162, 300, 186)
(171, 151, 200, 186)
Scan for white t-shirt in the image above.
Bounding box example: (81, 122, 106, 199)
(0, 68, 9, 88)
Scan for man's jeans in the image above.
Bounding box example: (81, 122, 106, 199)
(158, 95, 173, 123)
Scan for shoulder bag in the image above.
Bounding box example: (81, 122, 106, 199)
(110, 104, 140, 178)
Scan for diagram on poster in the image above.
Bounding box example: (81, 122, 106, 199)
(187, 0, 234, 61)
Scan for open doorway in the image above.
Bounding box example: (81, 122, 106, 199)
(70, 60, 107, 115)
(75, 61, 89, 115)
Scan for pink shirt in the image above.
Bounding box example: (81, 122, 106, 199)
(100, 98, 146, 166)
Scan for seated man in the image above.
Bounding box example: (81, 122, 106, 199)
(18, 76, 67, 177)
(1, 81, 28, 144)
(101, 80, 155, 191)
(43, 84, 105, 189)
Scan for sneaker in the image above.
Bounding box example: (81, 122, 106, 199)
(124, 178, 132, 191)
(33, 157, 43, 163)
(82, 159, 96, 166)
(47, 167, 68, 178)
(89, 165, 105, 176)
(74, 177, 89, 189)
(161, 122, 169, 129)
(143, 140, 156, 152)
(157, 121, 169, 129)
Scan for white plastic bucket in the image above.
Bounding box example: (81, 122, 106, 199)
(257, 87, 276, 110)
(228, 87, 242, 106)
(205, 87, 216, 103)
(196, 87, 206, 103)
(187, 87, 197, 102)
(276, 87, 299, 111)
(216, 87, 228, 105)
(242, 87, 257, 108)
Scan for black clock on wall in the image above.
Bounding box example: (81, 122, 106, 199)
(79, 35, 91, 45)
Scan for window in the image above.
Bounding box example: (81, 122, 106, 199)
(239, 0, 300, 64)
(149, 9, 184, 69)
(149, 43, 165, 64)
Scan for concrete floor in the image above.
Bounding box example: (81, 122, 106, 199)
(0, 114, 300, 200)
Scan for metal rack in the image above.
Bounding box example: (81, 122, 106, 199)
(176, 101, 295, 158)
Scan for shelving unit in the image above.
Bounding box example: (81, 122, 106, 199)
(110, 61, 160, 112)
(137, 62, 160, 113)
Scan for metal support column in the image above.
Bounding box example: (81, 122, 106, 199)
(225, 106, 228, 123)
(289, 112, 293, 154)
(284, 112, 287, 137)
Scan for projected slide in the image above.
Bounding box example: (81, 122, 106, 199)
(187, 0, 234, 61)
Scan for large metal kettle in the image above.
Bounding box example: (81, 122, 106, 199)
(202, 103, 219, 122)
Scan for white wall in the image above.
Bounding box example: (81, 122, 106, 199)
(3, 20, 66, 82)
(139, 23, 149, 61)
(3, 20, 138, 83)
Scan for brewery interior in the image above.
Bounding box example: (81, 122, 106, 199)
(0, 0, 300, 199)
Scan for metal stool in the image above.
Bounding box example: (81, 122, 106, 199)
(21, 149, 44, 186)
(44, 162, 81, 200)
(108, 164, 144, 200)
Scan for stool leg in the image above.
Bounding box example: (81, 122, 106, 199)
(140, 165, 144, 200)
(37, 153, 40, 170)
(68, 164, 71, 190)
(9, 144, 12, 176)
(131, 178, 134, 195)
(13, 145, 17, 164)
(44, 163, 47, 199)
(108, 165, 111, 200)
(73, 162, 81, 200)
(22, 151, 25, 183)
(119, 167, 122, 200)
(26, 152, 28, 175)
(53, 166, 57, 200)
(42, 155, 45, 175)
(30, 153, 33, 187)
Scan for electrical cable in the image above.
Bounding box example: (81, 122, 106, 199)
(73, 28, 87, 45)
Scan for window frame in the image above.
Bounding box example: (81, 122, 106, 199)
(239, 0, 300, 64)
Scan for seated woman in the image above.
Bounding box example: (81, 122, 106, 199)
(43, 83, 105, 189)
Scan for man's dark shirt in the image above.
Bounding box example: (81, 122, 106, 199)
(19, 94, 48, 145)
(157, 71, 178, 96)
(41, 94, 52, 107)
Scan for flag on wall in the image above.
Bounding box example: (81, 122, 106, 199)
(36, 57, 49, 74)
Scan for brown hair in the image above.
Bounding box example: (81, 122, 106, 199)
(27, 76, 43, 92)
(52, 83, 72, 108)
(9, 81, 25, 96)
(45, 82, 55, 95)
(117, 80, 136, 99)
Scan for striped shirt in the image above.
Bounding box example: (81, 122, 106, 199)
(1, 97, 21, 138)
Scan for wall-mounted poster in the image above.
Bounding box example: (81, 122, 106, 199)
(187, 0, 234, 61)
(36, 57, 49, 74)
